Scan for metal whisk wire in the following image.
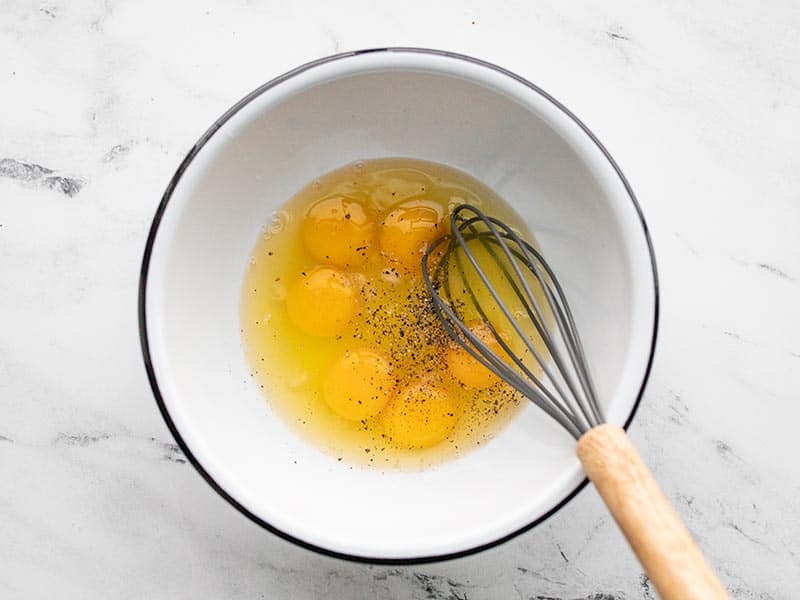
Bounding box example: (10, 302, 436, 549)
(421, 208, 729, 599)
(421, 204, 604, 440)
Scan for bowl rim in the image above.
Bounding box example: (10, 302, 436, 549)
(138, 47, 660, 565)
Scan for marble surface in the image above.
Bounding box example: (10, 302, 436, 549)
(1, 1, 799, 598)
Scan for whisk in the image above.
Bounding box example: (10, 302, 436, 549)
(422, 204, 728, 600)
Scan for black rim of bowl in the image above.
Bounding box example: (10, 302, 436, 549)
(138, 47, 660, 565)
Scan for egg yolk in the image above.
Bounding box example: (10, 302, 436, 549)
(446, 322, 511, 389)
(379, 199, 447, 272)
(323, 348, 394, 421)
(302, 196, 376, 269)
(285, 268, 356, 336)
(383, 378, 459, 449)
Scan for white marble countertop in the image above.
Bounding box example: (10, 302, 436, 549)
(2, 1, 799, 598)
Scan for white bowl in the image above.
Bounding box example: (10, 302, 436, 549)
(139, 48, 658, 562)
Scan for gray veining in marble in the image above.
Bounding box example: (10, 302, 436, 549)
(1, 1, 799, 598)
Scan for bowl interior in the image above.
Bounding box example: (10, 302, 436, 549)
(143, 50, 656, 560)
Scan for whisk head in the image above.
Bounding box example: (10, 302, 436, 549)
(422, 204, 604, 440)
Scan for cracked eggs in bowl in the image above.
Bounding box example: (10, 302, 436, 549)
(139, 49, 657, 562)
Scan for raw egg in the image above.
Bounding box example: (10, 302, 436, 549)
(285, 267, 356, 336)
(383, 378, 459, 449)
(303, 196, 375, 269)
(323, 348, 394, 421)
(379, 199, 447, 272)
(447, 322, 511, 389)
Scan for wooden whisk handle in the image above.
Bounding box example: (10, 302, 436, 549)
(576, 425, 729, 600)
